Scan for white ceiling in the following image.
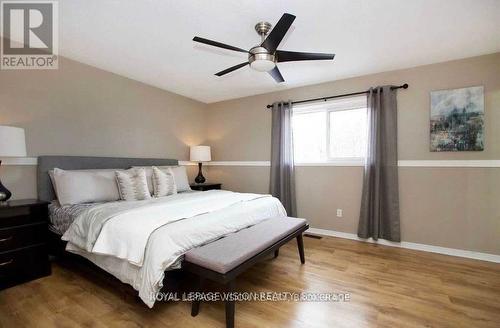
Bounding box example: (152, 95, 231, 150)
(58, 0, 500, 103)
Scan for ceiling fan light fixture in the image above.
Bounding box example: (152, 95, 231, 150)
(249, 47, 275, 72)
(250, 57, 276, 72)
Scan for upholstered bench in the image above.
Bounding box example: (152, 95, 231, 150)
(183, 216, 309, 328)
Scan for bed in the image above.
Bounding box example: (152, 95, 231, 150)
(38, 156, 287, 308)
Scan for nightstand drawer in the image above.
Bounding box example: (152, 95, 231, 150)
(0, 205, 48, 228)
(0, 244, 50, 289)
(0, 223, 47, 252)
(0, 200, 51, 290)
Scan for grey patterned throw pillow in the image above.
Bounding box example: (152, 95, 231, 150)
(115, 168, 151, 201)
(152, 166, 177, 198)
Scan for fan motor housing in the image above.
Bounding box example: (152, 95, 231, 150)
(249, 46, 276, 72)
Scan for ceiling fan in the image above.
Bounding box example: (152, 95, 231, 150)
(193, 13, 335, 83)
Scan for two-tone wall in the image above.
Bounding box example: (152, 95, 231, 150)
(0, 55, 207, 197)
(1, 50, 499, 256)
(205, 53, 500, 255)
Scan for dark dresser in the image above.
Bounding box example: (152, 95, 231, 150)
(0, 199, 51, 290)
(190, 183, 222, 191)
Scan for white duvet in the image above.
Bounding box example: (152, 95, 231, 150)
(62, 190, 286, 307)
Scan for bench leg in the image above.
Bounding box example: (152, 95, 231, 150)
(191, 277, 205, 317)
(274, 249, 279, 258)
(296, 234, 305, 264)
(225, 280, 235, 328)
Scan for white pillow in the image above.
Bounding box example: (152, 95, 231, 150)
(52, 168, 121, 205)
(133, 165, 191, 192)
(152, 167, 177, 198)
(160, 166, 191, 192)
(48, 170, 59, 199)
(115, 168, 151, 201)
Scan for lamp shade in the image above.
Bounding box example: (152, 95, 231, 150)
(190, 145, 211, 162)
(0, 126, 27, 157)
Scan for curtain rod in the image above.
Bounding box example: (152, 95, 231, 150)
(266, 83, 409, 109)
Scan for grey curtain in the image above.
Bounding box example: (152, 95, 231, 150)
(270, 101, 297, 217)
(358, 86, 400, 241)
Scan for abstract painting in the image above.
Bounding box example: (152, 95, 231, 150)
(430, 86, 484, 151)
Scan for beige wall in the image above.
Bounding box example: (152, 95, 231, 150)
(0, 56, 207, 199)
(206, 53, 500, 161)
(205, 53, 500, 254)
(1, 50, 498, 255)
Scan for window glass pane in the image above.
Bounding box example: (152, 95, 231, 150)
(329, 108, 367, 158)
(292, 111, 327, 162)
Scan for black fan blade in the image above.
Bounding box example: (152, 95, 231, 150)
(268, 66, 285, 83)
(215, 62, 249, 76)
(193, 36, 248, 53)
(261, 13, 296, 53)
(276, 50, 335, 62)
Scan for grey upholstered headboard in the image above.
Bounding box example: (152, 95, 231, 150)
(37, 156, 179, 202)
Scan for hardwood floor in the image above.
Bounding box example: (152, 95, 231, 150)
(1, 236, 499, 328)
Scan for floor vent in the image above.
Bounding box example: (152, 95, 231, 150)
(304, 234, 322, 239)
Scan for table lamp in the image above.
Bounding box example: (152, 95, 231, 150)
(190, 145, 211, 184)
(0, 126, 27, 203)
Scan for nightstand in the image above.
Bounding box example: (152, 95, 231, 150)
(190, 183, 222, 191)
(0, 199, 51, 290)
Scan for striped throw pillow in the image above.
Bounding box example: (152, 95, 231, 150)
(115, 168, 151, 201)
(152, 166, 177, 198)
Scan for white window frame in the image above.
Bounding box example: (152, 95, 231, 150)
(292, 95, 367, 166)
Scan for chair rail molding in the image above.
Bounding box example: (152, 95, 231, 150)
(1, 157, 38, 165)
(202, 160, 500, 168)
(3, 158, 499, 168)
(397, 160, 500, 167)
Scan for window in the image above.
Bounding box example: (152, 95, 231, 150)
(292, 96, 368, 163)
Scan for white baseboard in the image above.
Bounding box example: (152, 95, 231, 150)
(307, 228, 500, 263)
